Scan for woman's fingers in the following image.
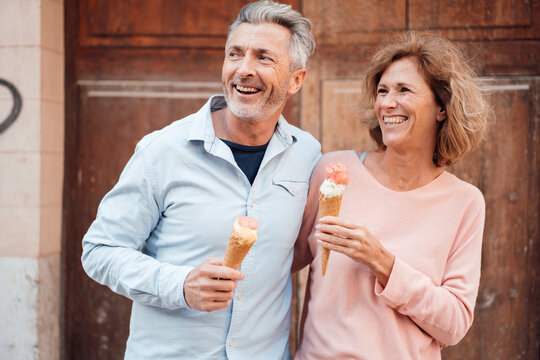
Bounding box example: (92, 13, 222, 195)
(316, 228, 354, 246)
(316, 221, 366, 242)
(315, 221, 374, 264)
(318, 215, 359, 229)
(317, 237, 350, 252)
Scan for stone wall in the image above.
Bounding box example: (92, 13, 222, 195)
(0, 0, 64, 358)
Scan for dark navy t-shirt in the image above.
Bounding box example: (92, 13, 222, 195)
(221, 139, 269, 185)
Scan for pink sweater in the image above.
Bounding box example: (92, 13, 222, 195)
(294, 151, 485, 360)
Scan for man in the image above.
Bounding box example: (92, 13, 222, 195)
(81, 1, 320, 359)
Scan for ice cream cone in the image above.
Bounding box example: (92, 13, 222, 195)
(223, 216, 257, 269)
(319, 192, 343, 276)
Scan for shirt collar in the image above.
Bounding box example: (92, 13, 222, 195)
(187, 95, 224, 143)
(188, 95, 296, 146)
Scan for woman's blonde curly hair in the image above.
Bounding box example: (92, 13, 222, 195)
(359, 32, 491, 167)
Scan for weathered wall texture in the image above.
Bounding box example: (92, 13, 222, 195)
(0, 0, 64, 358)
(297, 1, 540, 359)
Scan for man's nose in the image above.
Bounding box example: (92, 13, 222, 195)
(237, 56, 256, 78)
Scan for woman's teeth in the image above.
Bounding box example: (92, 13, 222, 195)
(384, 117, 406, 125)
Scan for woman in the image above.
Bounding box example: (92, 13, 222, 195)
(293, 32, 491, 359)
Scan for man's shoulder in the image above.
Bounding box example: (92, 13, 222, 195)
(285, 123, 320, 151)
(136, 113, 197, 151)
(137, 96, 217, 152)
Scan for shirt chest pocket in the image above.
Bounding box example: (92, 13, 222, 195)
(272, 179, 309, 197)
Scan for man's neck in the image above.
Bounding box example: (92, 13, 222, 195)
(211, 108, 279, 146)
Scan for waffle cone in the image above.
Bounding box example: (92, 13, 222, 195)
(223, 228, 256, 270)
(319, 192, 343, 276)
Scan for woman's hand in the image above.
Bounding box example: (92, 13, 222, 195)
(316, 216, 395, 287)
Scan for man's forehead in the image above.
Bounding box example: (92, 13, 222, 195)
(228, 44, 274, 54)
(228, 22, 292, 46)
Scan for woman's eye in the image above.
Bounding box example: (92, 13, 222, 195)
(377, 88, 387, 94)
(400, 87, 410, 92)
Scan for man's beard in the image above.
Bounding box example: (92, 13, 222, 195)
(223, 76, 290, 124)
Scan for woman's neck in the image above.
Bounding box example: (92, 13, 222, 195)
(365, 148, 444, 191)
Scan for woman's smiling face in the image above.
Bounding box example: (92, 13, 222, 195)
(374, 56, 446, 151)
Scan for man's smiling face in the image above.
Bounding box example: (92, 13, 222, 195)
(222, 22, 295, 123)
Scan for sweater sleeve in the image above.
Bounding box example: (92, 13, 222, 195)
(374, 194, 485, 346)
(81, 146, 193, 310)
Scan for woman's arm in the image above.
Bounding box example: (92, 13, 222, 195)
(317, 198, 485, 345)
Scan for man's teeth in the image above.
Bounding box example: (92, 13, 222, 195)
(236, 85, 259, 93)
(384, 117, 406, 125)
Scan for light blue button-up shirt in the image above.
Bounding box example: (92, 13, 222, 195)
(81, 96, 321, 359)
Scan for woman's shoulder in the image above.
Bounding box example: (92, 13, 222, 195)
(319, 150, 360, 164)
(310, 150, 359, 184)
(442, 171, 485, 205)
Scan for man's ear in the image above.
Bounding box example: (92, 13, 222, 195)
(436, 107, 446, 122)
(287, 68, 307, 96)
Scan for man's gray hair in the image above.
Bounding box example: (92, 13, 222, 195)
(227, 0, 316, 69)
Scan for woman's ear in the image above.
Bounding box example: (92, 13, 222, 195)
(436, 107, 446, 122)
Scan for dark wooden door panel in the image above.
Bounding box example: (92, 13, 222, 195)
(64, 1, 300, 359)
(444, 78, 539, 359)
(302, 75, 540, 360)
(298, 0, 540, 358)
(65, 0, 539, 359)
(70, 81, 221, 359)
(80, 0, 252, 48)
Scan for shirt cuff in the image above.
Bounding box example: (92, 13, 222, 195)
(374, 256, 407, 309)
(157, 263, 194, 310)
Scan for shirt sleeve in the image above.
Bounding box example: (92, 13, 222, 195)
(81, 146, 194, 310)
(374, 195, 485, 346)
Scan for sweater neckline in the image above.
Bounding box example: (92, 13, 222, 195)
(355, 151, 452, 194)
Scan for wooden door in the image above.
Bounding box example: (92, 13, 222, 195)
(63, 1, 299, 359)
(298, 1, 540, 359)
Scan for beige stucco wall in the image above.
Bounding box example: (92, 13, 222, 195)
(0, 0, 64, 358)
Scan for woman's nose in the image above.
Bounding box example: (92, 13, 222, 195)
(381, 92, 397, 109)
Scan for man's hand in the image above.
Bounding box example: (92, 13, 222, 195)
(184, 257, 244, 312)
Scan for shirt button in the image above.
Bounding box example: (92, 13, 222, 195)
(291, 187, 295, 193)
(229, 339, 234, 346)
(250, 201, 254, 208)
(237, 293, 243, 300)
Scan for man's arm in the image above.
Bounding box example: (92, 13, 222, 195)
(81, 147, 243, 311)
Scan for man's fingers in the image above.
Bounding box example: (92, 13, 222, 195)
(199, 258, 245, 280)
(206, 257, 224, 266)
(200, 300, 231, 312)
(206, 290, 236, 302)
(184, 257, 245, 312)
(200, 278, 238, 292)
(201, 264, 244, 281)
